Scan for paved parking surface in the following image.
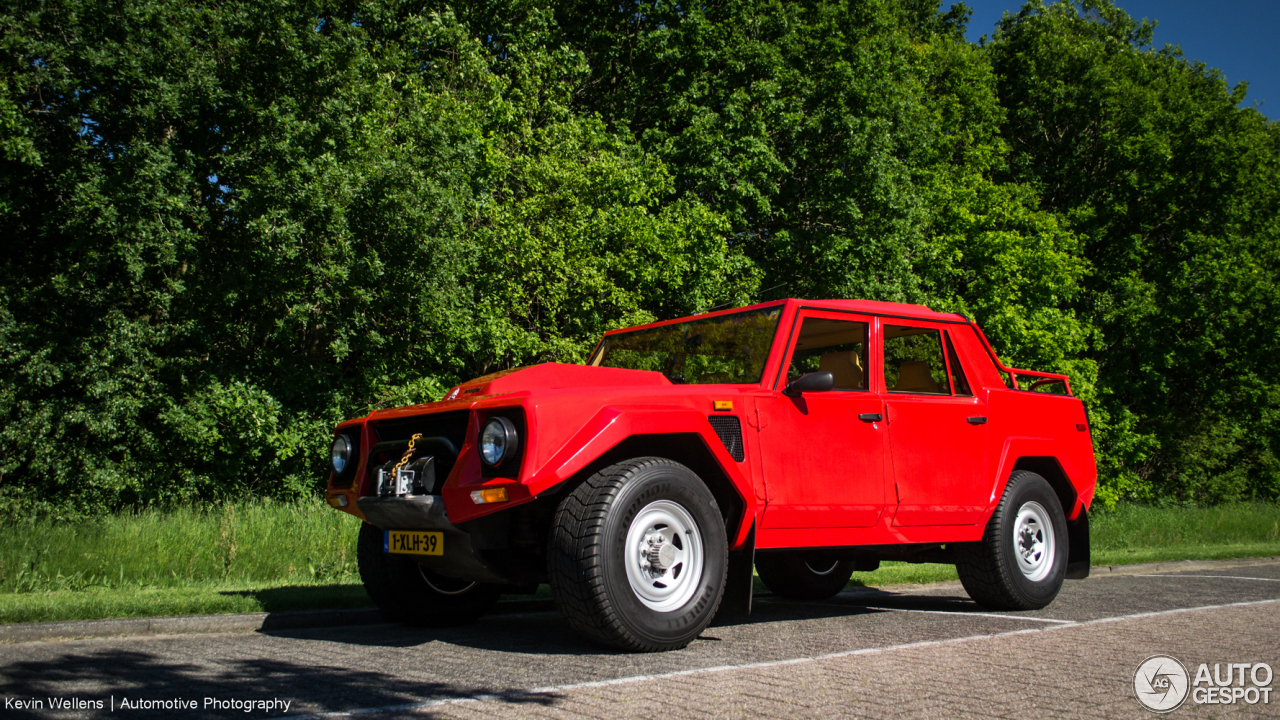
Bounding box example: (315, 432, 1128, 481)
(2, 562, 1278, 718)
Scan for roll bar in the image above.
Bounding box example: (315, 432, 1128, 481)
(965, 320, 1073, 395)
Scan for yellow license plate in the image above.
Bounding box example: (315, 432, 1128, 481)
(385, 530, 443, 556)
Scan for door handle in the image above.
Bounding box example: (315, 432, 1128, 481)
(966, 416, 988, 425)
(858, 413, 883, 423)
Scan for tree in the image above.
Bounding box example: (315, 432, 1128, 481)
(1, 0, 1276, 513)
(986, 0, 1280, 502)
(0, 0, 752, 515)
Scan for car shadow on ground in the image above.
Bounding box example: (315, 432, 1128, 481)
(791, 586, 990, 612)
(0, 588, 1008, 717)
(257, 582, 1011, 657)
(0, 647, 563, 719)
(221, 584, 375, 613)
(222, 584, 556, 609)
(264, 591, 928, 655)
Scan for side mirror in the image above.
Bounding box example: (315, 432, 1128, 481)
(783, 371, 835, 397)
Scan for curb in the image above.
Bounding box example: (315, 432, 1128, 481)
(0, 598, 556, 645)
(1085, 555, 1280, 577)
(2, 557, 1275, 645)
(0, 607, 382, 644)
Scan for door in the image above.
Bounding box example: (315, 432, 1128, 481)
(880, 321, 988, 526)
(757, 311, 886, 529)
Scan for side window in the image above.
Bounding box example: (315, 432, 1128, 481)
(945, 333, 972, 396)
(883, 325, 951, 395)
(787, 318, 869, 390)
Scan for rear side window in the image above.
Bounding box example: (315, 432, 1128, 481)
(883, 325, 951, 395)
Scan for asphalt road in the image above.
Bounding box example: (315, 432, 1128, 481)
(3, 562, 1279, 719)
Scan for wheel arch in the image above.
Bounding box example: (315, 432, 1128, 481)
(989, 437, 1087, 522)
(1010, 456, 1078, 519)
(543, 433, 749, 548)
(1002, 456, 1091, 580)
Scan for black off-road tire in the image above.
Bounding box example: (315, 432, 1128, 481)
(356, 522, 501, 626)
(547, 457, 729, 652)
(755, 551, 856, 600)
(956, 471, 1068, 610)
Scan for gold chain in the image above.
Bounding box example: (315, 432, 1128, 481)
(392, 433, 423, 474)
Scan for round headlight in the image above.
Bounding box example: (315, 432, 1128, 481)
(331, 435, 353, 474)
(480, 417, 519, 467)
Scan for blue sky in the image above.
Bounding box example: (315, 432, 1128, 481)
(961, 1, 1279, 118)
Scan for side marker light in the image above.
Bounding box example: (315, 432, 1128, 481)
(714, 400, 733, 411)
(470, 487, 509, 504)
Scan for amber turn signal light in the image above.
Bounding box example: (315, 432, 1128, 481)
(713, 400, 733, 411)
(470, 487, 509, 504)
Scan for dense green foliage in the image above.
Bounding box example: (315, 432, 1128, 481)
(1, 0, 1277, 514)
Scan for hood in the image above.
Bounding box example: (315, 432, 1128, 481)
(441, 363, 670, 401)
(360, 364, 672, 422)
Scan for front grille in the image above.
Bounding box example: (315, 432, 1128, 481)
(367, 411, 470, 493)
(372, 410, 470, 447)
(707, 415, 745, 461)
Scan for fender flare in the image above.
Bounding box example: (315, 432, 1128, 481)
(988, 437, 1087, 521)
(526, 406, 758, 548)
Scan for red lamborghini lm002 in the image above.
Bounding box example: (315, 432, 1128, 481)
(324, 299, 1096, 652)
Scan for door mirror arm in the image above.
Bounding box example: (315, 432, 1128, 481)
(783, 371, 835, 397)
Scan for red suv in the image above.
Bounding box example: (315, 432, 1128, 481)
(325, 299, 1096, 651)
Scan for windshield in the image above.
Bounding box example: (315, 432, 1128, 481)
(588, 307, 783, 384)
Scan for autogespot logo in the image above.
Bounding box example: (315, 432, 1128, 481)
(1134, 654, 1190, 713)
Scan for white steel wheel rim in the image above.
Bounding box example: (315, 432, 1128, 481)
(418, 566, 476, 596)
(624, 500, 705, 612)
(1013, 501, 1055, 582)
(805, 559, 840, 576)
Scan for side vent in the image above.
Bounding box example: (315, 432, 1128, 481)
(707, 416, 745, 462)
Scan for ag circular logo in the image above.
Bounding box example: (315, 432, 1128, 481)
(1135, 654, 1191, 713)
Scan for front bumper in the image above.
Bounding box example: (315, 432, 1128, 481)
(357, 495, 511, 585)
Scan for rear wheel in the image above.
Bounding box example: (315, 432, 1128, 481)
(548, 458, 728, 652)
(356, 522, 501, 626)
(956, 471, 1068, 610)
(755, 551, 856, 600)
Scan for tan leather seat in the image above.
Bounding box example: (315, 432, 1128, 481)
(818, 351, 864, 389)
(892, 360, 942, 393)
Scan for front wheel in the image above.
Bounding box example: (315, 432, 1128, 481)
(955, 471, 1068, 610)
(356, 522, 501, 626)
(547, 458, 728, 652)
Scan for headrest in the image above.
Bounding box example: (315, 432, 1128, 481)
(818, 351, 865, 389)
(893, 361, 940, 393)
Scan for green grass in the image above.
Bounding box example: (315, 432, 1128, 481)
(847, 562, 960, 588)
(0, 500, 362, 594)
(1089, 502, 1280, 565)
(0, 499, 369, 624)
(845, 501, 1280, 588)
(0, 500, 1277, 625)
